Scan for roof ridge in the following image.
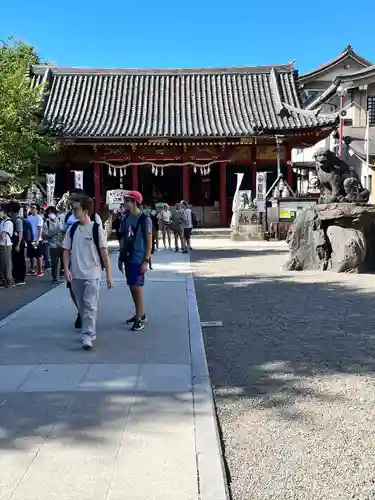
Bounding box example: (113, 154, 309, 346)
(31, 63, 295, 76)
(300, 45, 372, 81)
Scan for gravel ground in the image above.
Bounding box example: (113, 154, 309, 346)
(191, 239, 375, 500)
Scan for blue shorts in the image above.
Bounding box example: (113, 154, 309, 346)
(125, 263, 145, 287)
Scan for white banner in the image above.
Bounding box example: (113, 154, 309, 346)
(230, 172, 244, 228)
(74, 170, 84, 189)
(256, 172, 267, 201)
(46, 173, 56, 206)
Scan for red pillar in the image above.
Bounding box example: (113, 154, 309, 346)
(132, 164, 139, 191)
(220, 162, 227, 226)
(182, 164, 190, 202)
(65, 164, 71, 192)
(93, 161, 101, 211)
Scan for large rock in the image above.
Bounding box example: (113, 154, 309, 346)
(285, 203, 375, 273)
(326, 226, 366, 272)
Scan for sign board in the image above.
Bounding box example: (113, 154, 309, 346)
(106, 189, 129, 208)
(256, 172, 267, 201)
(279, 208, 296, 222)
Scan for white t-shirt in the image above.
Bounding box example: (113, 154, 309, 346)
(62, 222, 107, 280)
(181, 208, 193, 229)
(0, 218, 14, 246)
(64, 212, 102, 232)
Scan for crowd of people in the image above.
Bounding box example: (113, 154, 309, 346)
(0, 190, 195, 349)
(149, 200, 195, 253)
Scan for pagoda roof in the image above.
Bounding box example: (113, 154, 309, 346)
(30, 64, 335, 140)
(300, 45, 372, 83)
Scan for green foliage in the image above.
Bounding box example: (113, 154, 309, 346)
(0, 37, 58, 189)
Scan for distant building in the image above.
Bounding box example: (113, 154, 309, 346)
(292, 45, 375, 200)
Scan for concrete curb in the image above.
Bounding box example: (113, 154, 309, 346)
(186, 265, 230, 500)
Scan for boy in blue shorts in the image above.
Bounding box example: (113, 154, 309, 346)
(118, 191, 152, 331)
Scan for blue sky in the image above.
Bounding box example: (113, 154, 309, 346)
(1, 0, 374, 73)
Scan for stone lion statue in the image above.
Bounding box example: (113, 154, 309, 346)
(313, 148, 369, 203)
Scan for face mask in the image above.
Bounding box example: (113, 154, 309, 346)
(48, 213, 57, 221)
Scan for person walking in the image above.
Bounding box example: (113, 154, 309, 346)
(62, 196, 114, 350)
(180, 200, 193, 253)
(150, 203, 159, 254)
(171, 203, 184, 252)
(43, 206, 63, 284)
(118, 191, 152, 332)
(62, 188, 102, 329)
(10, 201, 27, 286)
(27, 204, 44, 276)
(157, 203, 172, 250)
(0, 204, 14, 288)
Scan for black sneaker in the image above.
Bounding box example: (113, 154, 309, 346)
(131, 320, 145, 332)
(75, 314, 82, 329)
(52, 279, 59, 285)
(126, 314, 147, 324)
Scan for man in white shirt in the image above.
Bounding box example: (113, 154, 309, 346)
(180, 200, 193, 253)
(62, 188, 102, 329)
(0, 203, 14, 288)
(63, 196, 114, 350)
(27, 203, 44, 276)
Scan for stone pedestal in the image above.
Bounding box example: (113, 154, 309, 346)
(285, 203, 375, 273)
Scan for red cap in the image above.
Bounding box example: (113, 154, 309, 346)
(126, 191, 143, 204)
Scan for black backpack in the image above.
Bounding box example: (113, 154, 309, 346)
(10, 217, 33, 244)
(22, 218, 33, 243)
(119, 213, 151, 268)
(69, 221, 105, 270)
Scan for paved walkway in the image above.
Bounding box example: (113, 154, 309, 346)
(0, 250, 227, 500)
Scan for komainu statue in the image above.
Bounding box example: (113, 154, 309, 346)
(313, 148, 369, 203)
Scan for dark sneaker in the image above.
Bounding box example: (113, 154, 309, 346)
(75, 314, 82, 329)
(15, 281, 26, 286)
(131, 320, 145, 332)
(175, 248, 179, 252)
(52, 279, 59, 285)
(126, 314, 147, 324)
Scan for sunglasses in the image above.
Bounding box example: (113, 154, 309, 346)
(124, 198, 134, 202)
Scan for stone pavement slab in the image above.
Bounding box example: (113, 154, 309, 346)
(0, 249, 228, 500)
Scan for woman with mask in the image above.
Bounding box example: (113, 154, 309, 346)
(43, 206, 62, 284)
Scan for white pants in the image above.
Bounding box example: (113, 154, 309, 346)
(71, 279, 100, 339)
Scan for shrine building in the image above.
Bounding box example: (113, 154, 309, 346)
(31, 63, 336, 225)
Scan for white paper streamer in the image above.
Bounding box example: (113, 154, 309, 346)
(46, 173, 56, 206)
(74, 170, 84, 189)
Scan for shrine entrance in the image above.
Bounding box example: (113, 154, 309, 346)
(139, 164, 183, 205)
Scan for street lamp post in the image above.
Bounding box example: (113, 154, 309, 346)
(336, 85, 348, 158)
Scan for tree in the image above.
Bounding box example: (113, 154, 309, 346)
(0, 38, 58, 190)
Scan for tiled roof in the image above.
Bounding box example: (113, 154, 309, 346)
(300, 45, 372, 83)
(30, 64, 336, 139)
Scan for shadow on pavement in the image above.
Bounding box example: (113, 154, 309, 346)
(190, 247, 289, 263)
(194, 273, 375, 416)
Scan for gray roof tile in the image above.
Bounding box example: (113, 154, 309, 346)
(30, 65, 335, 138)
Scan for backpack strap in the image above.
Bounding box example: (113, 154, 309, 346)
(69, 221, 79, 247)
(92, 222, 105, 270)
(64, 211, 72, 224)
